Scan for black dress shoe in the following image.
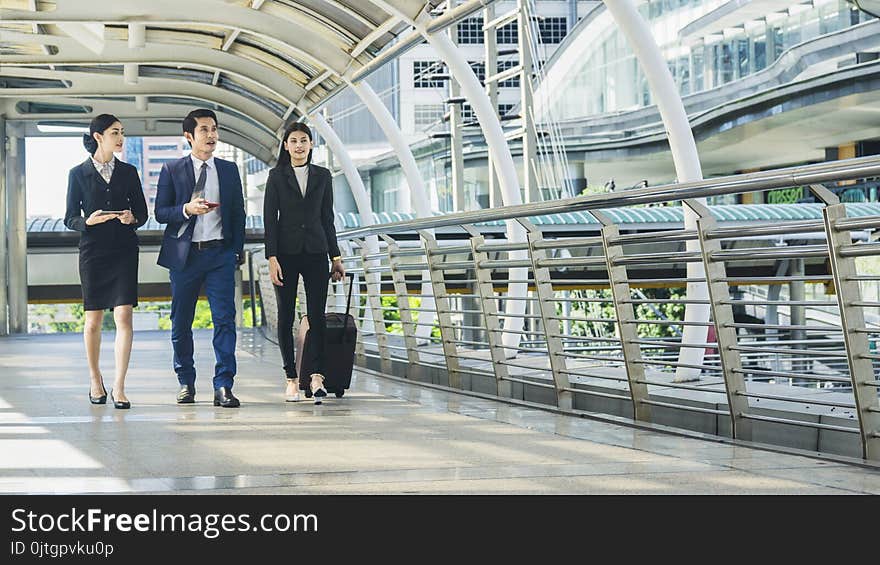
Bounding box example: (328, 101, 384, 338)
(177, 384, 195, 404)
(110, 389, 130, 410)
(213, 387, 240, 408)
(89, 383, 107, 405)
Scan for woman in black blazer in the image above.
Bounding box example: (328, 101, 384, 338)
(64, 114, 148, 409)
(264, 122, 345, 404)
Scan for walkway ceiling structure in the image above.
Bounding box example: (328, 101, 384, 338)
(0, 0, 444, 163)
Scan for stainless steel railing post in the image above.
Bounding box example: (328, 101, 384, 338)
(358, 238, 392, 375)
(463, 225, 512, 398)
(517, 218, 573, 410)
(419, 230, 463, 389)
(685, 199, 753, 441)
(593, 211, 652, 422)
(380, 234, 422, 380)
(811, 184, 880, 460)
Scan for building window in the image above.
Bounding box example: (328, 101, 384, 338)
(245, 156, 268, 175)
(497, 60, 521, 88)
(469, 61, 486, 84)
(148, 157, 178, 164)
(148, 170, 161, 177)
(414, 104, 445, 129)
(148, 144, 179, 151)
(413, 60, 446, 88)
(457, 17, 484, 44)
(456, 15, 518, 44)
(537, 17, 567, 44)
(497, 21, 518, 44)
(498, 103, 515, 117)
(460, 104, 476, 123)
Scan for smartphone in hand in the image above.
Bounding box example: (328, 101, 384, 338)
(205, 202, 220, 209)
(97, 210, 126, 216)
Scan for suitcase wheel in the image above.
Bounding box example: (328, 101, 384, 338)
(334, 390, 345, 398)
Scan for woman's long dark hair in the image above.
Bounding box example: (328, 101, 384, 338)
(82, 114, 120, 155)
(277, 122, 313, 168)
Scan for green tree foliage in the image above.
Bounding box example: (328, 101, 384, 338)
(560, 287, 684, 339)
(379, 295, 440, 338)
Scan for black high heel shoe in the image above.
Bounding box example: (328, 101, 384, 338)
(110, 389, 130, 410)
(89, 383, 107, 405)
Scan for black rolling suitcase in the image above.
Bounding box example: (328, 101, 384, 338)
(296, 272, 357, 398)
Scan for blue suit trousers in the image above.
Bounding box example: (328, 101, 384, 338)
(170, 245, 237, 390)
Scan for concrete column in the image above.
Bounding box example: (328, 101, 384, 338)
(0, 115, 7, 336)
(7, 125, 28, 334)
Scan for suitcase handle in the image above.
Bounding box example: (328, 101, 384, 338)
(329, 272, 356, 320)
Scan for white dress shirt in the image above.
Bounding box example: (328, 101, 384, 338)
(293, 164, 308, 196)
(187, 154, 223, 242)
(91, 156, 115, 183)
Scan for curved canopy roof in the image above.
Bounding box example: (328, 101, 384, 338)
(0, 0, 443, 162)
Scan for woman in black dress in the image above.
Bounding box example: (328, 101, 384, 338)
(64, 114, 148, 409)
(264, 122, 345, 404)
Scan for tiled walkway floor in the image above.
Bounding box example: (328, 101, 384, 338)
(1, 329, 878, 494)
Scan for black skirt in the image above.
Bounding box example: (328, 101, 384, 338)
(79, 244, 139, 311)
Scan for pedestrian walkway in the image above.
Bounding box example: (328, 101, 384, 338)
(1, 330, 879, 494)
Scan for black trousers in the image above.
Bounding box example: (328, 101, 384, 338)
(274, 253, 329, 379)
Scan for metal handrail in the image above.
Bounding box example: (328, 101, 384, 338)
(338, 155, 880, 240)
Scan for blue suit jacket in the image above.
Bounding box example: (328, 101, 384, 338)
(155, 155, 246, 270)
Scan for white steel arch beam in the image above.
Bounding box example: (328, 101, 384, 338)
(604, 0, 708, 382)
(0, 0, 355, 75)
(0, 92, 278, 165)
(4, 98, 275, 163)
(0, 30, 309, 105)
(364, 0, 528, 353)
(347, 79, 437, 340)
(308, 112, 375, 233)
(348, 80, 425, 216)
(0, 68, 282, 135)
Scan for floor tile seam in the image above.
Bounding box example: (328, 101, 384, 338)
(46, 466, 745, 495)
(2, 462, 734, 494)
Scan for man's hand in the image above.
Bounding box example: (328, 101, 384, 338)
(330, 258, 345, 282)
(184, 196, 211, 216)
(269, 256, 284, 286)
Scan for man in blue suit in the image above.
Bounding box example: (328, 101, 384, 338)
(155, 109, 246, 408)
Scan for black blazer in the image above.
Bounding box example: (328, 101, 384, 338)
(263, 163, 340, 260)
(64, 157, 148, 248)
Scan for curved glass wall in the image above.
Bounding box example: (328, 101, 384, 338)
(536, 0, 873, 122)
